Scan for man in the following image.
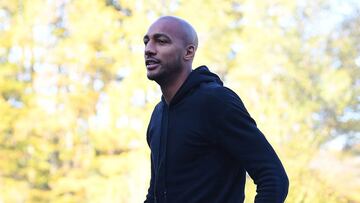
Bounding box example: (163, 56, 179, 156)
(143, 16, 289, 203)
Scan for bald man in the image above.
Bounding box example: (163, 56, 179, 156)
(143, 16, 289, 203)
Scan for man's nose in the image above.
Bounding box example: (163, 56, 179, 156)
(145, 41, 156, 56)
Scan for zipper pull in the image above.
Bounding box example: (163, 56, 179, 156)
(163, 191, 167, 202)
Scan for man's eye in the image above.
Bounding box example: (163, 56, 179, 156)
(158, 40, 166, 44)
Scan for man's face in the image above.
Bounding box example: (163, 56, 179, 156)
(143, 20, 185, 83)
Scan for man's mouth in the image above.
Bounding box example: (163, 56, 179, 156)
(146, 58, 160, 70)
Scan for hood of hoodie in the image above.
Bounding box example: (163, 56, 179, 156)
(164, 65, 223, 106)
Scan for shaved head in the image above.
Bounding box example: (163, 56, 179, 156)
(153, 16, 198, 50)
(144, 16, 198, 88)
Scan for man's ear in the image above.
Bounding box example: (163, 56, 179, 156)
(184, 44, 195, 61)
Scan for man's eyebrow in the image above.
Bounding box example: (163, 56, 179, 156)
(143, 33, 172, 43)
(153, 33, 171, 40)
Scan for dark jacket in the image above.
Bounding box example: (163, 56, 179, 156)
(145, 66, 289, 203)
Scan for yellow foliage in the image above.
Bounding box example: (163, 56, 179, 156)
(0, 0, 359, 202)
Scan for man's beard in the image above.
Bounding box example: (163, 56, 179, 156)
(147, 56, 182, 86)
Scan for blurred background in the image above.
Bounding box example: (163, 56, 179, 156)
(0, 0, 359, 202)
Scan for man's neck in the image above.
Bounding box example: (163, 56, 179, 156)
(160, 69, 191, 105)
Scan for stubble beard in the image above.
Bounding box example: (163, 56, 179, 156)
(147, 56, 182, 86)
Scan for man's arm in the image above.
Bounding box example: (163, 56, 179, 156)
(144, 155, 155, 203)
(214, 88, 289, 203)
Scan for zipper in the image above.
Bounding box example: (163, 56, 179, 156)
(162, 105, 169, 203)
(154, 104, 169, 202)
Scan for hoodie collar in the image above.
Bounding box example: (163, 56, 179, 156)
(161, 65, 223, 106)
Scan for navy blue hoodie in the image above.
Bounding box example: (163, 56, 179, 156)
(145, 66, 289, 203)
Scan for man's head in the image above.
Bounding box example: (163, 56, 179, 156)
(143, 16, 198, 85)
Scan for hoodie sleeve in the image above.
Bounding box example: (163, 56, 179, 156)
(213, 87, 289, 203)
(144, 154, 155, 203)
(144, 115, 156, 203)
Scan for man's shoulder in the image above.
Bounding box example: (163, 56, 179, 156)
(153, 101, 163, 110)
(148, 101, 164, 119)
(198, 83, 241, 104)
